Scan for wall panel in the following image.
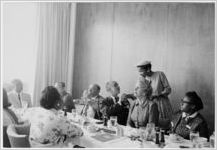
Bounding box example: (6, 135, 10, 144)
(73, 3, 215, 131)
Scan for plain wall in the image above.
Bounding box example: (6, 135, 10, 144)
(73, 3, 215, 131)
(3, 3, 38, 97)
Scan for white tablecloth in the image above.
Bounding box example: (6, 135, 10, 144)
(66, 113, 193, 148)
(12, 107, 196, 148)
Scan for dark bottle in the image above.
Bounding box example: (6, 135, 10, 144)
(103, 116, 108, 126)
(155, 127, 160, 145)
(160, 129, 165, 143)
(63, 106, 67, 116)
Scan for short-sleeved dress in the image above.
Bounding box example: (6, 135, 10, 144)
(21, 107, 83, 145)
(138, 71, 173, 127)
(127, 99, 159, 128)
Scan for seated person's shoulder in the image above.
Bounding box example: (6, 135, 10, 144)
(194, 113, 207, 124)
(102, 97, 114, 106)
(104, 97, 113, 102)
(7, 91, 16, 98)
(65, 92, 73, 98)
(98, 95, 104, 101)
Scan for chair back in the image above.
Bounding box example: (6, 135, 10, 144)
(3, 126, 11, 147)
(7, 123, 31, 147)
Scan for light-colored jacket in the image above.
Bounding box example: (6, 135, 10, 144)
(8, 91, 32, 108)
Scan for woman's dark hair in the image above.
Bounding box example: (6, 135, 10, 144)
(40, 86, 61, 110)
(140, 64, 152, 70)
(3, 88, 11, 108)
(185, 91, 203, 111)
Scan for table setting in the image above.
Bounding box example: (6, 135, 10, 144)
(11, 107, 214, 148)
(64, 110, 213, 148)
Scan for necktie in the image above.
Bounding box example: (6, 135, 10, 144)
(18, 94, 22, 106)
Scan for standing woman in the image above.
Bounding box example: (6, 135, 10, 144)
(136, 60, 173, 128)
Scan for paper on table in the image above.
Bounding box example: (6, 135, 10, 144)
(91, 133, 119, 142)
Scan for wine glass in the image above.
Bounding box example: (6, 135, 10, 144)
(190, 131, 199, 147)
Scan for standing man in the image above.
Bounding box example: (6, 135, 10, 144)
(54, 82, 75, 112)
(8, 79, 32, 108)
(81, 84, 104, 120)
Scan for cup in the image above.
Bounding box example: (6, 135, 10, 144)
(195, 137, 208, 148)
(110, 116, 117, 126)
(190, 131, 199, 147)
(139, 127, 147, 141)
(71, 109, 77, 118)
(58, 110, 64, 117)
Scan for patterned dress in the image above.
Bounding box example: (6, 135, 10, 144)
(21, 107, 83, 145)
(171, 112, 209, 139)
(138, 71, 173, 127)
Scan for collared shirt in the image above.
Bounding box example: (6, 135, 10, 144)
(111, 96, 120, 105)
(15, 91, 26, 108)
(84, 95, 103, 118)
(182, 112, 198, 119)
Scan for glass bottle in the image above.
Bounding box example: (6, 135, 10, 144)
(210, 131, 215, 148)
(155, 127, 160, 145)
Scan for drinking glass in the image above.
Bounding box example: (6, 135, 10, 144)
(139, 127, 146, 141)
(195, 137, 208, 148)
(71, 109, 77, 118)
(22, 101, 28, 110)
(190, 131, 199, 147)
(210, 133, 215, 148)
(110, 116, 117, 126)
(146, 123, 155, 141)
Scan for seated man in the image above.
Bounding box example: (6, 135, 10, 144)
(55, 82, 75, 112)
(101, 81, 129, 126)
(81, 84, 104, 120)
(8, 79, 32, 108)
(171, 91, 209, 140)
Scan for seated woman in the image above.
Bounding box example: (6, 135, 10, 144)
(3, 88, 19, 147)
(127, 80, 159, 128)
(101, 81, 129, 126)
(171, 91, 209, 140)
(21, 86, 83, 146)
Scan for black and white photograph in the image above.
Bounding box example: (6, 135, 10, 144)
(1, 1, 215, 149)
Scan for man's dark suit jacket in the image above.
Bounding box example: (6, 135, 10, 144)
(101, 96, 129, 126)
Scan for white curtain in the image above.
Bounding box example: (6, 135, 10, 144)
(33, 2, 77, 106)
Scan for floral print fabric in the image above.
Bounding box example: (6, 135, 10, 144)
(21, 107, 83, 145)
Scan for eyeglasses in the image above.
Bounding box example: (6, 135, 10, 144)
(181, 99, 193, 105)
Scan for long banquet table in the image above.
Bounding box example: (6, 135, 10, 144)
(65, 112, 194, 148)
(11, 106, 205, 148)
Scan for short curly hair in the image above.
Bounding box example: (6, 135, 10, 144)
(40, 86, 61, 109)
(136, 80, 152, 99)
(185, 91, 203, 111)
